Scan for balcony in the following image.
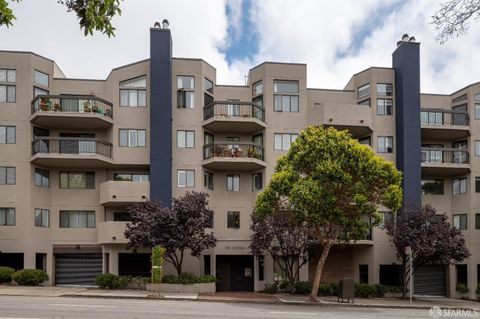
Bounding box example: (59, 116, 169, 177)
(97, 221, 128, 245)
(308, 103, 373, 137)
(202, 143, 266, 171)
(31, 137, 113, 167)
(100, 181, 150, 206)
(31, 95, 113, 129)
(421, 109, 470, 140)
(203, 102, 266, 133)
(421, 148, 470, 176)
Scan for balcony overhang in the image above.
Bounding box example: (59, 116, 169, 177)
(421, 125, 470, 141)
(97, 221, 128, 245)
(30, 153, 114, 168)
(202, 117, 266, 134)
(100, 181, 150, 206)
(202, 157, 267, 171)
(30, 112, 113, 130)
(323, 124, 373, 138)
(421, 163, 471, 176)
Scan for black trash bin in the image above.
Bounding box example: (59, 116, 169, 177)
(338, 278, 355, 303)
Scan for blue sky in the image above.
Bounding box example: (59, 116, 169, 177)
(1, 0, 479, 93)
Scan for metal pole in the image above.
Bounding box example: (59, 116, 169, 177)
(410, 251, 413, 303)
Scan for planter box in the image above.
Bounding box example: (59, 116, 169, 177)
(146, 282, 216, 293)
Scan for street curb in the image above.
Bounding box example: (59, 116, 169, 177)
(57, 293, 480, 312)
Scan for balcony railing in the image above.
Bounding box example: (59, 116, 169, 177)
(31, 95, 113, 118)
(203, 101, 265, 122)
(32, 137, 112, 158)
(421, 109, 469, 126)
(421, 148, 469, 164)
(203, 143, 264, 161)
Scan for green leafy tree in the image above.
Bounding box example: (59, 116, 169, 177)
(255, 126, 402, 302)
(0, 0, 123, 37)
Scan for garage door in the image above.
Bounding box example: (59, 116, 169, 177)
(55, 253, 102, 285)
(414, 265, 447, 296)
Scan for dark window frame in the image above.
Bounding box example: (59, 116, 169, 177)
(227, 211, 240, 229)
(59, 171, 95, 189)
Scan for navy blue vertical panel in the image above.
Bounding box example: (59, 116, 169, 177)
(150, 28, 172, 206)
(392, 42, 421, 208)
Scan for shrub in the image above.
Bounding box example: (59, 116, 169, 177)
(95, 273, 128, 289)
(355, 283, 376, 298)
(196, 275, 216, 283)
(0, 267, 15, 284)
(177, 273, 196, 285)
(330, 283, 338, 295)
(456, 283, 469, 294)
(279, 281, 289, 291)
(294, 281, 312, 295)
(161, 274, 177, 284)
(373, 284, 386, 297)
(12, 269, 48, 286)
(318, 283, 334, 296)
(263, 283, 278, 294)
(384, 285, 402, 293)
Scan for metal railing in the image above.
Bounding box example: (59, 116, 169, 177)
(32, 137, 112, 158)
(420, 109, 469, 126)
(203, 101, 265, 122)
(203, 143, 264, 161)
(421, 148, 469, 164)
(31, 95, 113, 118)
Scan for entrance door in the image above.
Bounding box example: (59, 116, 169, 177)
(216, 255, 254, 292)
(118, 253, 151, 277)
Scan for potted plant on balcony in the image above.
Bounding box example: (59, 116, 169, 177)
(104, 109, 112, 117)
(92, 100, 99, 113)
(83, 101, 91, 113)
(234, 148, 242, 158)
(53, 103, 61, 112)
(39, 98, 49, 111)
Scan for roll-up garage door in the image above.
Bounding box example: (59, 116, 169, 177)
(414, 265, 447, 296)
(55, 253, 102, 285)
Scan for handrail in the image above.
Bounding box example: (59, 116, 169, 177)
(31, 95, 113, 118)
(32, 137, 112, 158)
(203, 142, 264, 161)
(31, 94, 113, 106)
(203, 101, 265, 122)
(421, 148, 469, 164)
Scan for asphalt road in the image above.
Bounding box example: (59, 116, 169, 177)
(0, 295, 432, 318)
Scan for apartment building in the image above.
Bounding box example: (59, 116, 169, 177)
(0, 22, 478, 298)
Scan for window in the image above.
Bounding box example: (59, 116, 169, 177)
(377, 99, 393, 115)
(119, 129, 146, 147)
(113, 212, 130, 221)
(359, 265, 368, 284)
(177, 130, 195, 148)
(376, 83, 392, 97)
(0, 208, 15, 226)
(227, 211, 240, 229)
(0, 69, 16, 103)
(475, 94, 480, 119)
(33, 87, 49, 98)
(421, 111, 443, 124)
(253, 95, 263, 108)
(59, 211, 95, 228)
(358, 99, 370, 107)
(274, 133, 299, 151)
(204, 255, 211, 276)
(456, 264, 468, 286)
(378, 212, 393, 229)
(177, 76, 195, 109)
(377, 136, 393, 153)
(358, 83, 370, 99)
(59, 172, 95, 189)
(476, 141, 480, 156)
(178, 170, 194, 188)
(253, 81, 263, 95)
(453, 178, 467, 195)
(34, 70, 49, 87)
(0, 126, 15, 144)
(113, 174, 149, 182)
(358, 137, 371, 146)
(258, 255, 265, 281)
(274, 94, 299, 112)
(227, 174, 240, 192)
(273, 80, 298, 93)
(0, 167, 15, 185)
(204, 171, 213, 190)
(452, 94, 467, 104)
(35, 168, 49, 187)
(0, 69, 16, 83)
(119, 76, 147, 107)
(476, 214, 480, 230)
(453, 214, 467, 230)
(421, 179, 444, 195)
(34, 209, 49, 228)
(204, 78, 213, 95)
(252, 173, 263, 191)
(476, 177, 480, 193)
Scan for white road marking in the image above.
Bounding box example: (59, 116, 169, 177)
(47, 303, 118, 308)
(0, 318, 48, 319)
(268, 311, 334, 316)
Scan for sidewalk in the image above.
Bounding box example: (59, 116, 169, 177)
(1, 285, 479, 311)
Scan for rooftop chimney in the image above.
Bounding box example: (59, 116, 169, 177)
(162, 19, 169, 29)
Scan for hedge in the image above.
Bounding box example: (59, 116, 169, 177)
(0, 267, 15, 284)
(12, 269, 48, 286)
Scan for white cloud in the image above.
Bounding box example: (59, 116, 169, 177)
(1, 0, 480, 93)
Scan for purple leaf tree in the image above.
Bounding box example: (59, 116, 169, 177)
(124, 191, 216, 276)
(385, 204, 470, 297)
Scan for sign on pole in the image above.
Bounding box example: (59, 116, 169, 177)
(405, 246, 413, 303)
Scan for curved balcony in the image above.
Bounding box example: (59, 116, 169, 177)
(203, 101, 266, 133)
(100, 181, 150, 207)
(31, 95, 113, 129)
(31, 137, 113, 167)
(97, 221, 128, 245)
(202, 143, 266, 171)
(421, 109, 470, 140)
(421, 148, 470, 176)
